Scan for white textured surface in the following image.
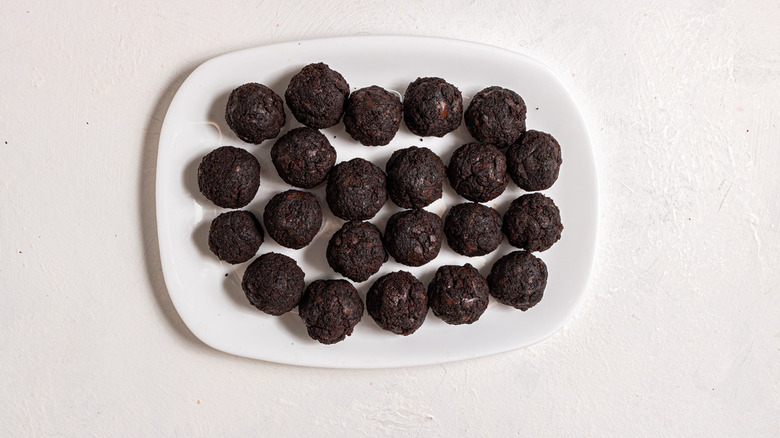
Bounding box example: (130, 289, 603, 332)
(0, 0, 777, 436)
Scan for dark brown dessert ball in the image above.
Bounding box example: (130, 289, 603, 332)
(207, 210, 264, 264)
(285, 63, 350, 129)
(299, 279, 364, 344)
(343, 86, 402, 146)
(506, 130, 562, 191)
(403, 77, 463, 137)
(366, 271, 428, 335)
(197, 146, 261, 208)
(263, 190, 322, 249)
(326, 221, 387, 283)
(386, 146, 446, 209)
(225, 83, 285, 144)
(384, 209, 443, 267)
(326, 158, 387, 221)
(503, 193, 563, 252)
(242, 252, 305, 315)
(444, 203, 502, 257)
(465, 86, 527, 148)
(447, 142, 509, 202)
(428, 264, 489, 325)
(487, 251, 548, 311)
(271, 127, 336, 189)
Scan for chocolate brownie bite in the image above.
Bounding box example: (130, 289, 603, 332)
(444, 203, 502, 257)
(366, 271, 428, 335)
(487, 251, 547, 311)
(326, 221, 387, 283)
(343, 86, 403, 146)
(465, 86, 527, 148)
(242, 252, 305, 315)
(384, 209, 443, 267)
(263, 190, 322, 249)
(403, 77, 463, 137)
(503, 193, 563, 252)
(386, 146, 446, 209)
(271, 127, 336, 189)
(447, 142, 509, 202)
(299, 279, 364, 344)
(207, 210, 264, 264)
(285, 63, 350, 129)
(506, 130, 562, 191)
(326, 158, 387, 221)
(225, 83, 285, 144)
(428, 264, 489, 325)
(197, 146, 261, 208)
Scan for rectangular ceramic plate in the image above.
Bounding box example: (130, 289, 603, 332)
(156, 36, 598, 368)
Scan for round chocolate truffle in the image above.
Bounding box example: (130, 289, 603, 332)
(487, 251, 548, 311)
(366, 271, 428, 335)
(197, 146, 261, 208)
(225, 82, 285, 144)
(428, 264, 489, 325)
(326, 221, 387, 283)
(386, 146, 446, 209)
(403, 77, 463, 137)
(447, 142, 509, 202)
(271, 127, 336, 189)
(299, 279, 364, 344)
(506, 130, 562, 191)
(242, 252, 305, 315)
(285, 63, 350, 129)
(444, 203, 502, 257)
(384, 209, 443, 267)
(207, 210, 264, 264)
(326, 158, 387, 221)
(465, 86, 527, 148)
(503, 193, 563, 252)
(343, 86, 402, 146)
(263, 190, 322, 249)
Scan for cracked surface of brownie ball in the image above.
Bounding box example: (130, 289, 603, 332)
(225, 82, 285, 144)
(465, 86, 527, 148)
(208, 210, 264, 264)
(447, 142, 509, 202)
(197, 146, 261, 208)
(506, 130, 562, 191)
(263, 189, 322, 249)
(503, 193, 563, 252)
(285, 63, 350, 129)
(428, 264, 489, 325)
(271, 127, 336, 189)
(487, 251, 548, 311)
(326, 221, 387, 283)
(299, 279, 364, 344)
(403, 77, 463, 137)
(386, 146, 446, 209)
(367, 271, 428, 335)
(326, 158, 387, 221)
(343, 86, 403, 146)
(384, 209, 443, 267)
(444, 203, 502, 257)
(242, 252, 305, 315)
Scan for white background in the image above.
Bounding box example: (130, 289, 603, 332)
(1, 0, 777, 436)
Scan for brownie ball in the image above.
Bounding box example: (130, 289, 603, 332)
(367, 271, 428, 335)
(197, 146, 261, 208)
(465, 86, 527, 148)
(242, 252, 305, 315)
(343, 86, 403, 146)
(428, 264, 489, 325)
(299, 279, 364, 344)
(263, 190, 322, 249)
(225, 83, 285, 144)
(207, 210, 264, 264)
(384, 209, 443, 267)
(444, 203, 502, 257)
(285, 63, 350, 129)
(487, 251, 548, 311)
(503, 193, 563, 252)
(447, 142, 509, 202)
(403, 77, 463, 137)
(326, 158, 387, 221)
(326, 221, 387, 283)
(506, 130, 562, 191)
(271, 127, 336, 189)
(386, 146, 446, 209)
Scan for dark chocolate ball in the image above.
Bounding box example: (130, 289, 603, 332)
(428, 264, 489, 325)
(386, 146, 446, 209)
(447, 142, 508, 202)
(197, 146, 261, 208)
(506, 130, 562, 191)
(326, 158, 387, 221)
(326, 221, 387, 283)
(403, 77, 463, 137)
(299, 279, 364, 344)
(242, 252, 305, 315)
(503, 193, 563, 252)
(366, 271, 428, 335)
(444, 203, 502, 257)
(285, 63, 350, 129)
(263, 190, 322, 249)
(225, 83, 285, 144)
(384, 209, 443, 267)
(271, 127, 336, 189)
(207, 210, 264, 264)
(343, 86, 402, 146)
(487, 251, 548, 311)
(464, 86, 527, 148)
